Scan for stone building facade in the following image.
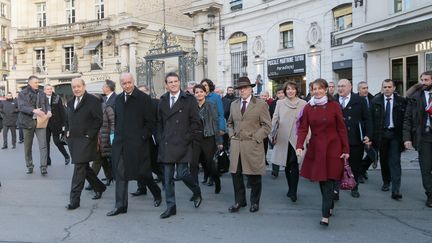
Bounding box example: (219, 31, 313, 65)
(8, 0, 195, 99)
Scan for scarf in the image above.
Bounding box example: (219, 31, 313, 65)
(308, 96, 328, 106)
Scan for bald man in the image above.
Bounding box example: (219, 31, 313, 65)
(334, 79, 372, 198)
(65, 78, 105, 210)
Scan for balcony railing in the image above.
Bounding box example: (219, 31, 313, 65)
(230, 0, 243, 11)
(17, 18, 110, 40)
(331, 31, 343, 47)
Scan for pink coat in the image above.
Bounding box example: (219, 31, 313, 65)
(296, 101, 349, 182)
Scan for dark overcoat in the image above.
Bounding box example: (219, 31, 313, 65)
(157, 90, 202, 163)
(47, 92, 66, 134)
(296, 101, 349, 182)
(0, 99, 18, 126)
(111, 87, 155, 180)
(334, 93, 372, 145)
(370, 93, 407, 149)
(403, 83, 429, 150)
(66, 92, 102, 164)
(99, 104, 115, 158)
(17, 86, 50, 129)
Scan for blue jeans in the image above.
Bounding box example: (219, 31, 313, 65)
(163, 163, 201, 208)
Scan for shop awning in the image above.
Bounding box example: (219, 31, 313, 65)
(83, 40, 102, 52)
(343, 15, 432, 44)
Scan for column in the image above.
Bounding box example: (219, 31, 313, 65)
(194, 31, 204, 82)
(206, 29, 217, 82)
(129, 43, 137, 80)
(307, 51, 321, 84)
(120, 44, 129, 73)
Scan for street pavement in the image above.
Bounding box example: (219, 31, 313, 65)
(0, 140, 431, 243)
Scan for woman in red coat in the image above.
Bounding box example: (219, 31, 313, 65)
(296, 78, 349, 226)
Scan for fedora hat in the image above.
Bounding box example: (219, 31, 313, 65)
(235, 77, 256, 89)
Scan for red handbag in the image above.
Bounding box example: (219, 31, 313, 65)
(340, 159, 357, 190)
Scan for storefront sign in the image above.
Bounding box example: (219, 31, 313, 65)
(332, 59, 352, 71)
(415, 40, 432, 52)
(267, 54, 306, 78)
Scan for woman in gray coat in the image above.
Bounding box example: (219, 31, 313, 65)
(270, 81, 307, 202)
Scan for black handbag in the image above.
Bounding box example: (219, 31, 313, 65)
(214, 149, 230, 174)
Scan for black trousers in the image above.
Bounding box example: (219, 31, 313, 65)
(46, 126, 69, 163)
(379, 130, 402, 192)
(231, 157, 262, 205)
(319, 180, 335, 218)
(91, 155, 113, 180)
(136, 142, 164, 190)
(348, 144, 364, 191)
(70, 163, 106, 205)
(285, 144, 299, 196)
(419, 134, 432, 195)
(3, 126, 16, 146)
(191, 136, 220, 185)
(115, 156, 161, 209)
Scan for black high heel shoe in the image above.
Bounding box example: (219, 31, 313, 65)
(105, 178, 113, 186)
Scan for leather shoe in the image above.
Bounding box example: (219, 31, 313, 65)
(381, 183, 390, 191)
(26, 168, 33, 174)
(391, 192, 403, 200)
(106, 207, 127, 216)
(66, 203, 80, 210)
(65, 158, 71, 165)
(351, 190, 360, 198)
(426, 195, 432, 208)
(160, 207, 176, 219)
(228, 202, 247, 213)
(1, 145, 7, 149)
(358, 175, 365, 184)
(192, 194, 202, 208)
(320, 218, 329, 226)
(215, 181, 221, 194)
(41, 167, 48, 175)
(12, 145, 16, 149)
(154, 198, 162, 207)
(92, 191, 103, 200)
(249, 204, 259, 213)
(130, 188, 147, 196)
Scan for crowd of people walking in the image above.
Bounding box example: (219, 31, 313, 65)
(1, 70, 432, 227)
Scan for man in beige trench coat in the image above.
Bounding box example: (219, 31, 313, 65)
(227, 77, 271, 213)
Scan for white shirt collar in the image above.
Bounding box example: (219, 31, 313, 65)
(384, 93, 394, 101)
(106, 92, 113, 100)
(242, 95, 252, 103)
(170, 91, 181, 99)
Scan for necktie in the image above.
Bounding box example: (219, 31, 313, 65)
(241, 100, 247, 115)
(365, 96, 369, 108)
(170, 96, 176, 108)
(125, 94, 130, 103)
(340, 97, 347, 109)
(428, 92, 432, 127)
(74, 97, 81, 109)
(384, 98, 391, 128)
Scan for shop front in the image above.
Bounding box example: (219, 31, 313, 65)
(267, 54, 306, 96)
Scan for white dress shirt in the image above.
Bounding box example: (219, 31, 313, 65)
(170, 91, 181, 107)
(339, 94, 351, 108)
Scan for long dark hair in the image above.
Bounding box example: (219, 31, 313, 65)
(312, 78, 335, 101)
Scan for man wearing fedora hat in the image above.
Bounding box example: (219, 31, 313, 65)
(227, 77, 271, 213)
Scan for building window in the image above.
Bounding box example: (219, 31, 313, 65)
(230, 0, 242, 11)
(35, 49, 46, 73)
(90, 45, 103, 70)
(1, 3, 6, 17)
(1, 25, 6, 41)
(66, 0, 75, 24)
(64, 47, 74, 72)
(391, 55, 418, 96)
(95, 0, 104, 19)
(333, 4, 352, 31)
(394, 0, 411, 13)
(279, 22, 294, 49)
(36, 3, 47, 27)
(229, 32, 248, 87)
(426, 52, 432, 72)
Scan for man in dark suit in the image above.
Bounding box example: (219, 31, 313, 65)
(371, 79, 407, 200)
(357, 81, 375, 182)
(404, 71, 432, 207)
(335, 79, 372, 198)
(157, 72, 202, 219)
(106, 73, 162, 216)
(0, 92, 18, 149)
(65, 78, 106, 210)
(44, 84, 70, 165)
(102, 79, 117, 107)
